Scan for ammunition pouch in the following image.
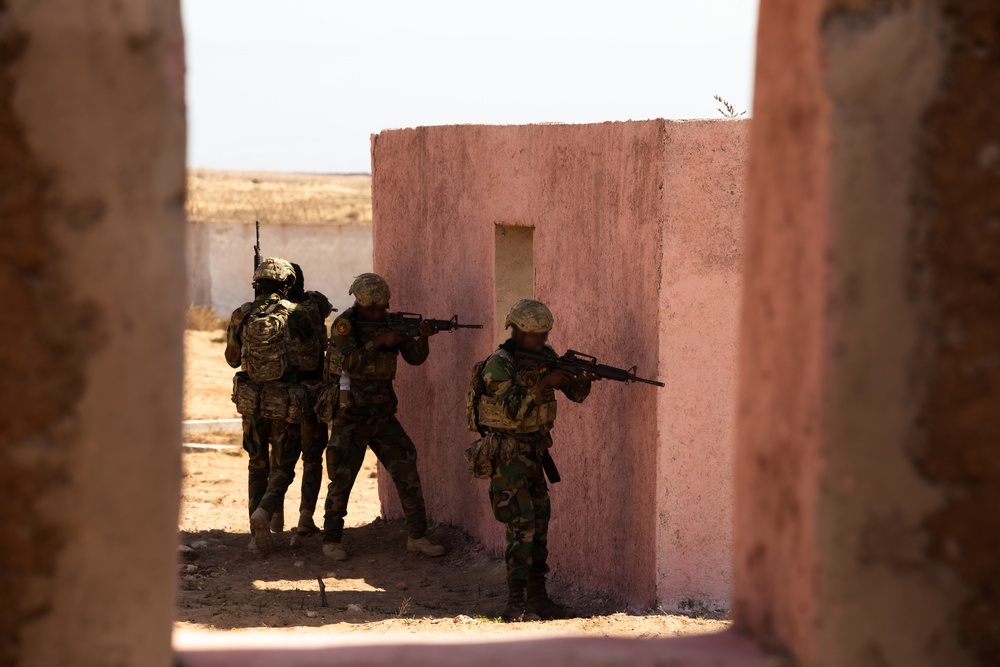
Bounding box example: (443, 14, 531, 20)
(232, 372, 260, 417)
(464, 433, 527, 479)
(313, 382, 339, 423)
(476, 394, 557, 434)
(233, 374, 316, 423)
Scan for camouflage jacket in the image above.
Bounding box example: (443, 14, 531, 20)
(224, 291, 314, 382)
(328, 306, 429, 422)
(290, 290, 334, 379)
(480, 339, 591, 437)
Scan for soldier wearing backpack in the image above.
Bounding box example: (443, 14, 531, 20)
(224, 257, 315, 554)
(319, 273, 446, 560)
(465, 299, 598, 621)
(270, 263, 334, 544)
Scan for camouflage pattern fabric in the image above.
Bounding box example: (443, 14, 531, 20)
(327, 307, 429, 424)
(481, 342, 591, 427)
(268, 287, 333, 516)
(298, 416, 328, 513)
(348, 273, 390, 307)
(489, 437, 552, 581)
(323, 416, 428, 543)
(291, 290, 333, 375)
(479, 339, 592, 581)
(226, 292, 314, 520)
(242, 414, 301, 517)
(225, 291, 314, 383)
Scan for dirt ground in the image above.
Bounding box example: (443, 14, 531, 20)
(178, 330, 731, 638)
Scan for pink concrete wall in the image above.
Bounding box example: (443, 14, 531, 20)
(372, 120, 745, 607)
(656, 121, 747, 611)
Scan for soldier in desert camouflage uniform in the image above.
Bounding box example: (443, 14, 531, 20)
(268, 263, 334, 542)
(466, 299, 597, 621)
(224, 257, 314, 554)
(319, 273, 446, 560)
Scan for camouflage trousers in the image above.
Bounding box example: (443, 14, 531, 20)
(242, 415, 301, 518)
(488, 436, 552, 582)
(272, 413, 328, 515)
(323, 416, 428, 543)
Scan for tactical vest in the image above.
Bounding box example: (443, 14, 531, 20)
(467, 348, 558, 435)
(241, 296, 296, 382)
(325, 311, 398, 383)
(291, 294, 327, 373)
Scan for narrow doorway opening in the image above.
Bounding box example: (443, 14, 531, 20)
(494, 224, 534, 344)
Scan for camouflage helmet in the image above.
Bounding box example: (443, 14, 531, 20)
(505, 299, 554, 333)
(349, 273, 391, 307)
(253, 257, 295, 283)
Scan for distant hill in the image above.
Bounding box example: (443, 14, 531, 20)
(187, 169, 372, 226)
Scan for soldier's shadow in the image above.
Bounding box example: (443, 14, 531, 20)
(175, 518, 516, 629)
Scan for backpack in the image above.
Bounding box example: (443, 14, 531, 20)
(465, 356, 490, 435)
(241, 297, 295, 382)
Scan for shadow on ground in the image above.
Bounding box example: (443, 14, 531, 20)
(176, 518, 630, 629)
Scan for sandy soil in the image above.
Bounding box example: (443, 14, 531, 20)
(184, 330, 240, 420)
(187, 169, 371, 226)
(178, 332, 730, 638)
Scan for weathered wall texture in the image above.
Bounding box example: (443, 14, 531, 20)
(657, 122, 746, 612)
(371, 120, 746, 607)
(0, 1, 186, 666)
(736, 0, 996, 665)
(187, 221, 372, 316)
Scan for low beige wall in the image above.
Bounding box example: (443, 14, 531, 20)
(187, 221, 372, 315)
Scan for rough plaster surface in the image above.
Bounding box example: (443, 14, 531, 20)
(174, 629, 782, 667)
(370, 120, 745, 607)
(737, 0, 987, 665)
(187, 221, 372, 316)
(0, 1, 185, 665)
(918, 2, 1000, 662)
(656, 121, 746, 612)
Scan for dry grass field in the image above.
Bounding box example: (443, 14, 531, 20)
(187, 169, 372, 226)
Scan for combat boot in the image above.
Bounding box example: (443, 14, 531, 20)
(249, 507, 273, 554)
(289, 511, 319, 546)
(296, 510, 319, 534)
(269, 508, 284, 533)
(322, 542, 348, 560)
(501, 579, 528, 622)
(527, 575, 574, 620)
(406, 536, 445, 557)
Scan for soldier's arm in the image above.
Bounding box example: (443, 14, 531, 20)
(560, 377, 592, 403)
(307, 291, 334, 321)
(331, 317, 379, 376)
(399, 335, 429, 366)
(288, 304, 314, 341)
(223, 308, 245, 368)
(484, 354, 547, 422)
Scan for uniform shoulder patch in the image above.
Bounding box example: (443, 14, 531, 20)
(335, 319, 352, 336)
(522, 369, 540, 388)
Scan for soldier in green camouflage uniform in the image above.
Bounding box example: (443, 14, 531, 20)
(320, 273, 446, 560)
(469, 299, 596, 621)
(224, 257, 314, 554)
(269, 263, 334, 542)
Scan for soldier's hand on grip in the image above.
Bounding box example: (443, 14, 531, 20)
(419, 321, 440, 339)
(537, 369, 574, 390)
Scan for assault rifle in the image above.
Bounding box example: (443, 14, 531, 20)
(356, 312, 483, 337)
(515, 349, 663, 485)
(516, 349, 665, 387)
(253, 220, 262, 270)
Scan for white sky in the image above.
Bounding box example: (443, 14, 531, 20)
(183, 0, 758, 173)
